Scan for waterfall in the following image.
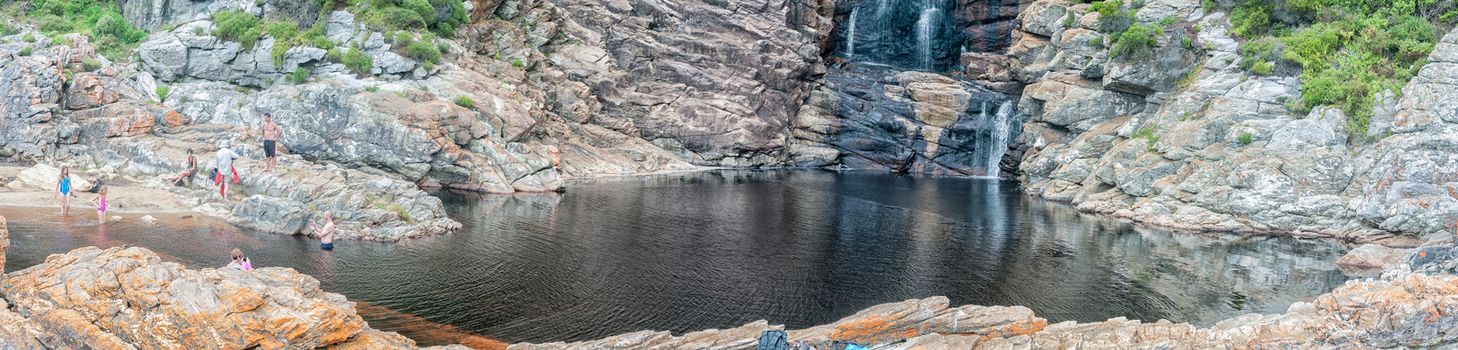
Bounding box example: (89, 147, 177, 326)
(915, 0, 940, 71)
(984, 101, 1014, 177)
(839, 0, 960, 71)
(846, 9, 858, 59)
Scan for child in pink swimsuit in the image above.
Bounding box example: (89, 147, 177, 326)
(93, 186, 108, 224)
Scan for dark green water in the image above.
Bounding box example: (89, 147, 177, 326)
(2, 170, 1350, 344)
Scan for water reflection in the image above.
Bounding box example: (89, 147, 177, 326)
(2, 170, 1349, 345)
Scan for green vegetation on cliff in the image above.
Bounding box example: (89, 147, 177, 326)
(1224, 0, 1444, 140)
(1110, 22, 1161, 60)
(346, 0, 468, 38)
(16, 0, 146, 59)
(205, 0, 458, 76)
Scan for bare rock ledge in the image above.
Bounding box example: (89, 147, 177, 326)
(514, 271, 1458, 349)
(0, 234, 467, 350)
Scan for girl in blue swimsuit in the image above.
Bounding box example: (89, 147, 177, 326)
(56, 166, 71, 215)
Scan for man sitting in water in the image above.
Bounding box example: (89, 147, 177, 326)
(309, 212, 336, 251)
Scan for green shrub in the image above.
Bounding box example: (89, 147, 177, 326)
(511, 58, 526, 68)
(402, 0, 435, 22)
(212, 10, 262, 49)
(1238, 36, 1281, 74)
(17, 46, 30, 56)
(327, 47, 343, 62)
(1159, 16, 1178, 27)
(426, 0, 468, 37)
(155, 85, 170, 102)
(392, 31, 414, 46)
(1088, 0, 1134, 32)
(371, 7, 426, 30)
(1110, 23, 1158, 61)
(343, 47, 373, 76)
(454, 96, 474, 108)
(264, 21, 300, 41)
(21, 33, 33, 42)
(0, 23, 16, 37)
(404, 39, 441, 64)
(1063, 12, 1076, 28)
(1280, 22, 1343, 70)
(1249, 60, 1275, 75)
(263, 21, 304, 65)
(1443, 8, 1458, 24)
(1275, 12, 1437, 140)
(1237, 132, 1253, 145)
(94, 11, 144, 44)
(1230, 0, 1274, 38)
(25, 0, 147, 60)
(303, 28, 335, 50)
(1090, 0, 1123, 18)
(286, 67, 309, 84)
(1181, 36, 1193, 50)
(364, 85, 380, 92)
(81, 58, 101, 72)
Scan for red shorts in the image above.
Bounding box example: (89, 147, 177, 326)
(214, 167, 239, 195)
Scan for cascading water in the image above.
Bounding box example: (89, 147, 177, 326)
(915, 4, 939, 70)
(824, 0, 1027, 176)
(983, 100, 1014, 177)
(836, 0, 956, 71)
(846, 9, 858, 59)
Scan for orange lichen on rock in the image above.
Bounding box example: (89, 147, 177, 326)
(0, 246, 453, 349)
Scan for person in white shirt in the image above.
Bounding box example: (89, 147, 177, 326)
(214, 142, 242, 200)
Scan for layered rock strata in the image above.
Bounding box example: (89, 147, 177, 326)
(1009, 0, 1458, 245)
(0, 243, 468, 349)
(511, 269, 1458, 349)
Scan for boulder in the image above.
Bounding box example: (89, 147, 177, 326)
(0, 44, 67, 159)
(0, 298, 46, 349)
(1, 246, 464, 349)
(1102, 31, 1197, 95)
(3, 246, 366, 348)
(1020, 72, 1145, 132)
(12, 164, 92, 192)
(119, 0, 249, 31)
(1335, 244, 1410, 270)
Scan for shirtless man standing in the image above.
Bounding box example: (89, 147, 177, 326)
(261, 114, 282, 172)
(310, 211, 336, 251)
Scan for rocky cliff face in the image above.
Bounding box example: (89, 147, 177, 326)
(0, 244, 468, 349)
(536, 0, 832, 167)
(0, 0, 1036, 234)
(511, 268, 1458, 348)
(1007, 0, 1458, 245)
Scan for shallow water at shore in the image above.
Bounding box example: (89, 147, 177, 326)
(2, 170, 1351, 344)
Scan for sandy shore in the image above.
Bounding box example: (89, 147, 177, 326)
(0, 165, 197, 215)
